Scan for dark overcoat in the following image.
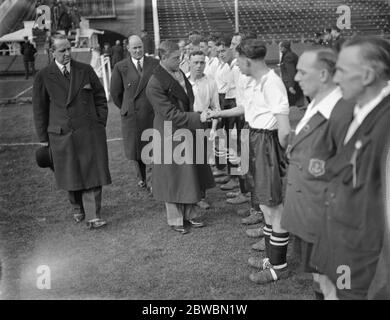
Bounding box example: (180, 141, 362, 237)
(280, 50, 304, 106)
(282, 99, 354, 243)
(146, 65, 215, 204)
(110, 56, 159, 160)
(311, 94, 390, 299)
(33, 60, 111, 191)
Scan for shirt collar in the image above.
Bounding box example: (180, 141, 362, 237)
(309, 87, 343, 120)
(55, 60, 70, 73)
(131, 56, 144, 67)
(353, 82, 390, 125)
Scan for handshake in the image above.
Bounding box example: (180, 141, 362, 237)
(200, 109, 220, 123)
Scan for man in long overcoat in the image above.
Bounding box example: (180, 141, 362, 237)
(279, 41, 304, 107)
(146, 40, 215, 234)
(110, 35, 159, 189)
(33, 35, 111, 229)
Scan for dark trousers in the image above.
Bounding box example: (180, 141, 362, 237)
(68, 186, 102, 221)
(23, 60, 35, 78)
(136, 159, 152, 187)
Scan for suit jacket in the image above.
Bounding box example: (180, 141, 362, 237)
(21, 42, 37, 61)
(146, 65, 215, 203)
(280, 50, 304, 106)
(110, 55, 159, 160)
(281, 99, 354, 243)
(33, 60, 111, 191)
(311, 94, 390, 299)
(111, 45, 124, 67)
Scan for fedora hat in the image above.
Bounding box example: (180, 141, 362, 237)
(35, 145, 54, 170)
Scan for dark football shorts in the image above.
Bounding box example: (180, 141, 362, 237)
(247, 128, 287, 207)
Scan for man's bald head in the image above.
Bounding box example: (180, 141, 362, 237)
(128, 35, 144, 60)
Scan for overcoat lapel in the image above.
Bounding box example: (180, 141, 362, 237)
(67, 61, 85, 105)
(48, 62, 69, 90)
(290, 113, 326, 151)
(134, 57, 154, 99)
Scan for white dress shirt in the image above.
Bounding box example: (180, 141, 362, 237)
(187, 73, 221, 113)
(344, 82, 390, 144)
(55, 59, 70, 75)
(244, 69, 289, 130)
(131, 56, 144, 70)
(295, 87, 342, 134)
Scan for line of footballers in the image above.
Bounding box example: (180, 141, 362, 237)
(183, 33, 390, 300)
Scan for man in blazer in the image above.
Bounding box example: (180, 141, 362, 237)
(310, 36, 390, 299)
(279, 41, 304, 107)
(281, 48, 354, 298)
(146, 40, 215, 234)
(110, 35, 159, 189)
(33, 35, 111, 229)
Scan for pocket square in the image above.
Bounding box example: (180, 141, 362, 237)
(83, 83, 92, 90)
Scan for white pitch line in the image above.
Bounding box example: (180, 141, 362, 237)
(13, 86, 33, 99)
(0, 138, 123, 147)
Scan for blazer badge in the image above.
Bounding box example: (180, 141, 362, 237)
(308, 158, 325, 177)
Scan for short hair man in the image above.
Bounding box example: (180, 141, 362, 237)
(33, 35, 111, 229)
(311, 36, 390, 299)
(208, 39, 291, 284)
(110, 35, 159, 190)
(146, 41, 215, 234)
(281, 48, 354, 299)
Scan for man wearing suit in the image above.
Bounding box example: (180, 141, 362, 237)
(110, 35, 159, 189)
(279, 41, 304, 107)
(310, 36, 390, 299)
(111, 40, 124, 67)
(280, 48, 354, 298)
(33, 35, 111, 229)
(21, 36, 37, 79)
(146, 40, 215, 234)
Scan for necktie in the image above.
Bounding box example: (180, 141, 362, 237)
(137, 60, 142, 75)
(343, 113, 359, 145)
(63, 65, 70, 80)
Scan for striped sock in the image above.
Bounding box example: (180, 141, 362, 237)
(263, 224, 273, 258)
(269, 231, 289, 269)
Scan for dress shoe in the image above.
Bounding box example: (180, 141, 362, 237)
(73, 212, 85, 223)
(220, 178, 239, 190)
(212, 168, 225, 177)
(197, 199, 210, 210)
(137, 180, 146, 188)
(214, 175, 230, 184)
(186, 219, 206, 228)
(252, 238, 265, 251)
(226, 193, 249, 204)
(246, 227, 265, 238)
(241, 210, 263, 225)
(170, 225, 189, 234)
(86, 218, 107, 229)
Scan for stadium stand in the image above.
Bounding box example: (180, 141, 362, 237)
(145, 0, 390, 42)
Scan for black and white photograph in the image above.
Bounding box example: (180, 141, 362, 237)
(0, 0, 389, 304)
